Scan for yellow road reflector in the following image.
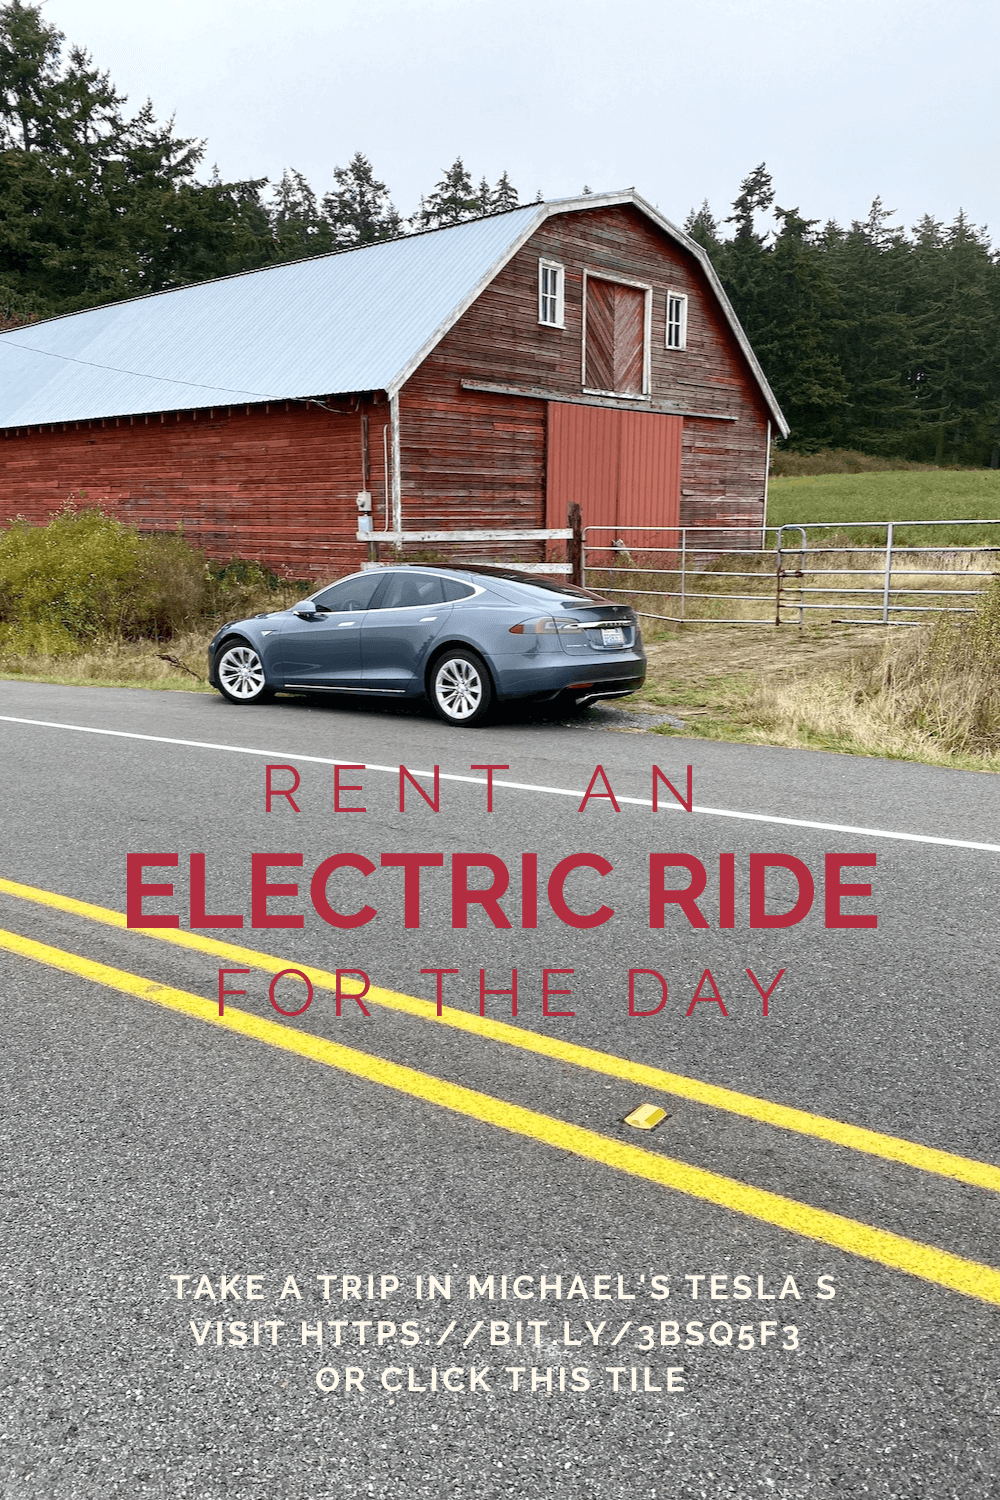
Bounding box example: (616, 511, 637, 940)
(3, 874, 1000, 1198)
(4, 920, 1000, 1308)
(624, 1103, 668, 1131)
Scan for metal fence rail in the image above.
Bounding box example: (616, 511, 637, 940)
(583, 520, 1000, 627)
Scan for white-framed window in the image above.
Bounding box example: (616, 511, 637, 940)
(538, 259, 565, 327)
(665, 291, 688, 350)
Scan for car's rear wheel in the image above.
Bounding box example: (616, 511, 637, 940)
(429, 649, 493, 726)
(216, 641, 274, 704)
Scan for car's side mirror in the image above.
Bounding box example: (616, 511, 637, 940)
(292, 602, 334, 619)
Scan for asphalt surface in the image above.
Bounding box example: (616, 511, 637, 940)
(2, 679, 999, 1499)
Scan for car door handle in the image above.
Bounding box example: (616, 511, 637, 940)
(337, 620, 358, 628)
(419, 616, 438, 622)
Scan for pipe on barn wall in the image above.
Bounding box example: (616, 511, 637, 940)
(390, 392, 402, 538)
(761, 419, 772, 550)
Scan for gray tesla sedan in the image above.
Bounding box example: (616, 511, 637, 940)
(207, 563, 646, 726)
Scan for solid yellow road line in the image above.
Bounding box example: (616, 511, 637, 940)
(3, 921, 1000, 1308)
(3, 874, 1000, 1197)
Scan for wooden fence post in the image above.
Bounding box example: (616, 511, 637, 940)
(568, 502, 583, 587)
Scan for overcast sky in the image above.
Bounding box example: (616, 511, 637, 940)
(41, 0, 1000, 240)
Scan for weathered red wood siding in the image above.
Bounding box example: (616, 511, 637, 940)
(1, 203, 773, 577)
(399, 204, 771, 555)
(0, 398, 384, 579)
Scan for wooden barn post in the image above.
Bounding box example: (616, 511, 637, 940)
(568, 501, 583, 586)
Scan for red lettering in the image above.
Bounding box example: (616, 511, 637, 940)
(268, 968, 314, 1017)
(126, 853, 179, 929)
(629, 969, 669, 1016)
(218, 967, 249, 1016)
(542, 968, 575, 1018)
(310, 855, 376, 929)
(265, 764, 300, 812)
(685, 968, 728, 1017)
(746, 967, 786, 1017)
(451, 854, 512, 929)
(334, 764, 366, 813)
(649, 854, 709, 929)
(251, 854, 304, 929)
(335, 970, 371, 1017)
(380, 853, 443, 928)
(749, 855, 814, 928)
(547, 854, 614, 928)
(471, 764, 509, 812)
(652, 764, 693, 813)
(824, 854, 877, 928)
(718, 852, 735, 929)
(479, 968, 517, 1018)
(421, 968, 459, 1017)
(399, 764, 439, 811)
(578, 764, 620, 812)
(520, 852, 538, 929)
(189, 853, 243, 929)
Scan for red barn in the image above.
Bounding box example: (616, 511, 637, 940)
(0, 191, 787, 579)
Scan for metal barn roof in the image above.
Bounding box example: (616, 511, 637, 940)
(0, 192, 787, 434)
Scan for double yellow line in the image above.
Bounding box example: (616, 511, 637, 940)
(2, 874, 999, 1306)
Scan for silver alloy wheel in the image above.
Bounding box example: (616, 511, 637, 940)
(218, 644, 268, 702)
(434, 656, 484, 721)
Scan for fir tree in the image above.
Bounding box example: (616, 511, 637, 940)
(418, 157, 478, 228)
(684, 199, 721, 256)
(322, 152, 401, 248)
(492, 171, 519, 211)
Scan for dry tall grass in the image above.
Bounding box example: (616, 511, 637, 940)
(728, 577, 1000, 768)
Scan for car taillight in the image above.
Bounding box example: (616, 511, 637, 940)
(509, 616, 583, 635)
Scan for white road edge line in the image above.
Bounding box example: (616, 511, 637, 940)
(2, 713, 998, 854)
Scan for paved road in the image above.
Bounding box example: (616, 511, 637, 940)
(2, 679, 999, 1499)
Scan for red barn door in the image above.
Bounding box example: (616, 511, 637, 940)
(545, 403, 682, 542)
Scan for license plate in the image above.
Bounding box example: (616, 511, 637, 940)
(601, 627, 625, 647)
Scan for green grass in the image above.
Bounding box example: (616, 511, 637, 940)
(768, 469, 1000, 526)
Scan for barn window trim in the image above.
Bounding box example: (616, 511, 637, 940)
(580, 269, 652, 400)
(665, 290, 688, 351)
(538, 259, 565, 327)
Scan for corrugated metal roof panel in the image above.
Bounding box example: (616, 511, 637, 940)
(0, 192, 789, 436)
(0, 206, 544, 427)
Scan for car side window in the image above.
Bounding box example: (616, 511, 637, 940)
(372, 572, 446, 609)
(440, 578, 476, 601)
(312, 574, 384, 612)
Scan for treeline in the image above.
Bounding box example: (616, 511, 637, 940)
(688, 167, 1000, 465)
(0, 2, 531, 323)
(1, 2, 998, 463)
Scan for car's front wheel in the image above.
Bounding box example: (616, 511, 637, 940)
(429, 649, 493, 726)
(216, 641, 274, 705)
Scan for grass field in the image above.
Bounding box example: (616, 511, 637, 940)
(767, 468, 1000, 528)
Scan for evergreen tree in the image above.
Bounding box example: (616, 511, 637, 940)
(270, 167, 333, 260)
(0, 0, 273, 313)
(683, 199, 721, 256)
(492, 171, 519, 211)
(322, 151, 401, 248)
(822, 200, 917, 451)
(417, 157, 478, 228)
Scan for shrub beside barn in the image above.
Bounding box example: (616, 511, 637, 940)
(0, 192, 787, 580)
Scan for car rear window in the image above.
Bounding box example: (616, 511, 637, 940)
(440, 578, 477, 601)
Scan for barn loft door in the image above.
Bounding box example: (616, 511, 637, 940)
(546, 403, 682, 539)
(584, 278, 647, 395)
